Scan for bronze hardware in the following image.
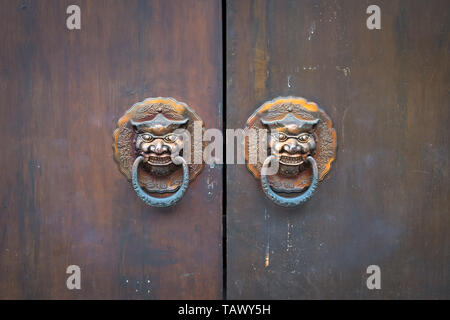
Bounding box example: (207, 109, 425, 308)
(245, 97, 336, 207)
(113, 97, 204, 207)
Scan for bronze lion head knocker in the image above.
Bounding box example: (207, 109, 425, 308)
(245, 97, 337, 207)
(113, 97, 204, 207)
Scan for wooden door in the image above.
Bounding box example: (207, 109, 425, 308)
(226, 0, 449, 299)
(0, 0, 222, 299)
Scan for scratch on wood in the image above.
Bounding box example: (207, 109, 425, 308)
(181, 272, 196, 278)
(253, 0, 268, 100)
(264, 208, 270, 268)
(287, 219, 293, 252)
(336, 66, 351, 77)
(307, 22, 316, 40)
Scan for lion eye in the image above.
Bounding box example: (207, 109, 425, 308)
(164, 134, 177, 142)
(272, 133, 287, 141)
(298, 133, 310, 142)
(141, 134, 153, 142)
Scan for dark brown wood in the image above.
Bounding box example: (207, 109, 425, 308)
(0, 0, 222, 299)
(227, 0, 449, 299)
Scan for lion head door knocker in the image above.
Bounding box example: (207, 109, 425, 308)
(113, 97, 204, 207)
(245, 97, 336, 207)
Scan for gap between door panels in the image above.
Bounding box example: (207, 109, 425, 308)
(221, 0, 227, 300)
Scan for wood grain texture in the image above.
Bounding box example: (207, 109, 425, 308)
(227, 0, 449, 299)
(0, 0, 222, 299)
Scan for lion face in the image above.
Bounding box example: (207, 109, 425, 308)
(264, 116, 319, 176)
(134, 126, 184, 168)
(131, 113, 188, 176)
(135, 131, 184, 167)
(269, 126, 317, 165)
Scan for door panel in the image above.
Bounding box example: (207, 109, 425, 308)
(0, 0, 222, 299)
(226, 0, 449, 299)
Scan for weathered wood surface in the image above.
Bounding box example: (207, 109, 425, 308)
(0, 0, 222, 299)
(226, 0, 449, 299)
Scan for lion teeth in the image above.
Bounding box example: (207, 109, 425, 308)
(148, 156, 171, 164)
(280, 155, 302, 164)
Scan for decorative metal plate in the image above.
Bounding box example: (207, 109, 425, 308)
(245, 96, 337, 194)
(113, 97, 204, 195)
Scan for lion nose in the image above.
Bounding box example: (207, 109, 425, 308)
(282, 143, 301, 154)
(149, 140, 169, 154)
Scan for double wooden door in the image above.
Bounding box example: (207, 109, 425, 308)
(0, 0, 448, 299)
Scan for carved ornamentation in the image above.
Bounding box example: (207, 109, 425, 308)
(245, 97, 336, 204)
(113, 97, 204, 197)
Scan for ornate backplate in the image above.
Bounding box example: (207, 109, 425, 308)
(245, 96, 337, 193)
(113, 97, 204, 194)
